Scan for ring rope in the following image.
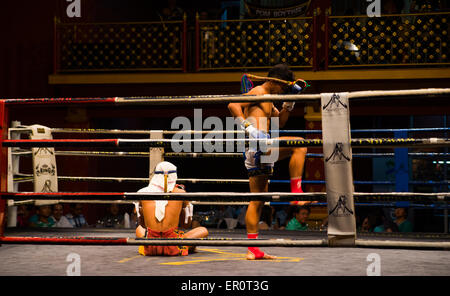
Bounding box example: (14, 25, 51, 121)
(0, 236, 449, 250)
(4, 137, 449, 148)
(2, 192, 449, 202)
(10, 127, 450, 135)
(6, 199, 449, 209)
(12, 175, 449, 187)
(13, 150, 450, 158)
(4, 88, 450, 105)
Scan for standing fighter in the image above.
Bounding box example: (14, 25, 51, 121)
(228, 64, 310, 260)
(135, 161, 209, 256)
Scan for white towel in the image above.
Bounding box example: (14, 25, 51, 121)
(138, 186, 168, 222)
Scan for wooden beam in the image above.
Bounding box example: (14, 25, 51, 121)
(49, 68, 450, 85)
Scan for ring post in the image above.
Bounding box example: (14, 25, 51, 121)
(149, 131, 164, 179)
(6, 121, 22, 227)
(0, 101, 9, 239)
(30, 125, 58, 206)
(321, 93, 356, 246)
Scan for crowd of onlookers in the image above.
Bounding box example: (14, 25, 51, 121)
(12, 202, 415, 233)
(213, 205, 414, 233)
(15, 203, 134, 229)
(17, 204, 89, 228)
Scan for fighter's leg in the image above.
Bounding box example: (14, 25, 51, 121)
(268, 136, 307, 178)
(246, 175, 267, 233)
(246, 175, 276, 260)
(136, 224, 148, 256)
(182, 226, 209, 253)
(267, 136, 313, 205)
(136, 225, 146, 238)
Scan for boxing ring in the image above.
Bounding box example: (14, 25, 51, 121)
(0, 88, 450, 275)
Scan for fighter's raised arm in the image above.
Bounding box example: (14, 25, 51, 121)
(227, 102, 251, 124)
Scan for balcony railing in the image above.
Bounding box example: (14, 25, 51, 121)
(195, 16, 314, 70)
(53, 12, 450, 73)
(326, 12, 450, 68)
(55, 19, 187, 72)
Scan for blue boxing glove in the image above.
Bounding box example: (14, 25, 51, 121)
(290, 81, 304, 94)
(282, 80, 308, 112)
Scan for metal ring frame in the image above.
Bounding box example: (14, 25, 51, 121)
(2, 88, 450, 249)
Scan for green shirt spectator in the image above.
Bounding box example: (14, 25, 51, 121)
(397, 219, 413, 232)
(395, 208, 413, 232)
(286, 218, 308, 231)
(373, 225, 385, 232)
(285, 206, 310, 231)
(29, 205, 55, 227)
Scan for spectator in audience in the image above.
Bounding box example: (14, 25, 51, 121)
(16, 205, 31, 228)
(286, 206, 310, 231)
(224, 206, 237, 219)
(98, 204, 124, 228)
(29, 205, 55, 228)
(359, 212, 384, 232)
(394, 207, 413, 232)
(50, 204, 73, 228)
(237, 205, 247, 228)
(258, 206, 273, 230)
(66, 203, 89, 228)
(273, 206, 288, 229)
(373, 212, 399, 232)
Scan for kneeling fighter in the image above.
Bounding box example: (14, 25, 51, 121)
(135, 161, 208, 256)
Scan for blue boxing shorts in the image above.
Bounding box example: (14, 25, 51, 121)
(243, 133, 274, 177)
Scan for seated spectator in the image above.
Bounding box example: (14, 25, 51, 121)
(361, 217, 371, 232)
(224, 206, 237, 219)
(16, 205, 31, 228)
(373, 213, 399, 233)
(258, 206, 273, 230)
(215, 205, 227, 229)
(273, 206, 288, 229)
(50, 204, 73, 228)
(394, 207, 413, 232)
(29, 205, 55, 228)
(236, 205, 247, 229)
(286, 206, 310, 231)
(98, 204, 124, 228)
(360, 213, 383, 232)
(66, 203, 89, 228)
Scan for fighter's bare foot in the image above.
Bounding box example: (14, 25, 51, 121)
(246, 250, 277, 260)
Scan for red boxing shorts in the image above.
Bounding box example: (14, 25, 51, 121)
(138, 227, 188, 256)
